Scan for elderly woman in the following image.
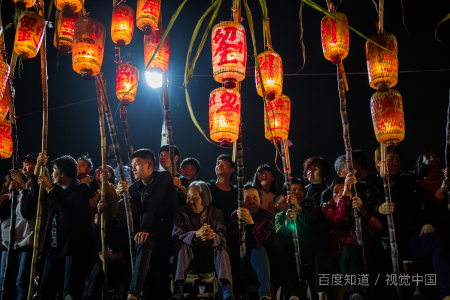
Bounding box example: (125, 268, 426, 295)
(171, 181, 234, 300)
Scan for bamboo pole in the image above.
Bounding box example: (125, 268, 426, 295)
(280, 139, 302, 282)
(95, 73, 135, 274)
(337, 63, 366, 265)
(447, 92, 450, 211)
(95, 77, 109, 300)
(27, 1, 48, 298)
(161, 72, 176, 176)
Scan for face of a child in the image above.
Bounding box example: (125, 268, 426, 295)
(333, 184, 345, 202)
(77, 160, 91, 175)
(274, 196, 288, 212)
(179, 164, 198, 182)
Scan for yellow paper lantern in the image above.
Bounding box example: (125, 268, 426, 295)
(144, 27, 170, 73)
(265, 94, 291, 142)
(72, 17, 105, 80)
(321, 12, 349, 64)
(366, 33, 398, 92)
(53, 12, 80, 55)
(136, 0, 161, 35)
(111, 4, 135, 48)
(255, 51, 283, 100)
(0, 119, 12, 159)
(55, 0, 84, 18)
(13, 0, 35, 10)
(370, 89, 405, 144)
(211, 21, 247, 89)
(209, 87, 241, 147)
(0, 59, 10, 102)
(13, 11, 45, 60)
(116, 62, 139, 105)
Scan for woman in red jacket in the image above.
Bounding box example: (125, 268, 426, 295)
(325, 173, 383, 300)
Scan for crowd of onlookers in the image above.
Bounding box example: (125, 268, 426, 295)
(0, 144, 450, 300)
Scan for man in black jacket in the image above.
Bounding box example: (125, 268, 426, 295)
(117, 149, 177, 300)
(37, 155, 93, 300)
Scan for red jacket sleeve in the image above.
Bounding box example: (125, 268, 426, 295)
(326, 196, 352, 225)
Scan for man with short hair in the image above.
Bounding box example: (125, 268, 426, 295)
(207, 154, 237, 225)
(159, 145, 189, 207)
(118, 148, 177, 300)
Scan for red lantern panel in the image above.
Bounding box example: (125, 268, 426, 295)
(144, 28, 170, 73)
(55, 0, 84, 18)
(255, 51, 283, 100)
(0, 119, 12, 159)
(366, 33, 398, 92)
(321, 12, 349, 64)
(370, 89, 405, 144)
(0, 94, 8, 122)
(211, 21, 247, 88)
(116, 62, 139, 105)
(136, 0, 161, 35)
(265, 94, 291, 142)
(13, 0, 35, 10)
(14, 11, 45, 60)
(209, 87, 241, 147)
(0, 59, 10, 102)
(54, 12, 80, 55)
(111, 4, 135, 48)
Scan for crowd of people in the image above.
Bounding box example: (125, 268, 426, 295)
(0, 144, 450, 300)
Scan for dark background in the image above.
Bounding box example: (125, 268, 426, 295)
(1, 0, 450, 185)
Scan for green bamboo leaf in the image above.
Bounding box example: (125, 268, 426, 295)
(435, 13, 450, 45)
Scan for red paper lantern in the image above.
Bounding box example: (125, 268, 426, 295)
(55, 0, 84, 18)
(370, 89, 405, 144)
(366, 33, 398, 92)
(321, 12, 349, 64)
(144, 27, 170, 73)
(13, 0, 35, 10)
(111, 4, 135, 48)
(0, 59, 10, 102)
(265, 94, 291, 142)
(0, 119, 12, 159)
(53, 12, 80, 55)
(14, 11, 45, 60)
(209, 87, 241, 147)
(211, 21, 247, 89)
(255, 51, 283, 100)
(136, 0, 161, 35)
(72, 17, 106, 80)
(116, 62, 139, 105)
(0, 95, 8, 122)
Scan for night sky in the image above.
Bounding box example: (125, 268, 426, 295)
(1, 0, 450, 185)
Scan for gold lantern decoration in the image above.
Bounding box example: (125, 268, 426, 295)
(321, 12, 349, 64)
(144, 27, 170, 73)
(53, 12, 80, 55)
(55, 0, 84, 18)
(111, 4, 135, 48)
(366, 33, 398, 92)
(0, 119, 12, 159)
(116, 62, 139, 105)
(136, 0, 161, 35)
(265, 94, 291, 142)
(72, 17, 106, 80)
(0, 59, 10, 101)
(209, 87, 241, 147)
(211, 21, 247, 89)
(14, 11, 45, 60)
(13, 0, 35, 10)
(370, 89, 405, 144)
(255, 51, 283, 100)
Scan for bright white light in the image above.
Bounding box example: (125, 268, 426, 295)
(145, 71, 162, 89)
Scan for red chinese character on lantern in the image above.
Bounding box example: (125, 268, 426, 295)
(17, 15, 37, 42)
(212, 26, 245, 67)
(217, 91, 240, 115)
(142, 0, 158, 14)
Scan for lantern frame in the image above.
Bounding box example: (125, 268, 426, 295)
(321, 12, 349, 65)
(13, 0, 35, 10)
(144, 27, 170, 74)
(264, 94, 291, 142)
(54, 12, 80, 55)
(111, 4, 135, 48)
(136, 0, 161, 35)
(55, 0, 84, 18)
(14, 11, 45, 60)
(0, 119, 12, 159)
(116, 62, 139, 106)
(255, 51, 283, 100)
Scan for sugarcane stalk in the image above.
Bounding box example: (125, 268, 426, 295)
(161, 72, 176, 176)
(337, 63, 366, 266)
(446, 92, 450, 211)
(95, 73, 135, 274)
(95, 77, 109, 300)
(280, 139, 302, 281)
(27, 1, 48, 298)
(380, 143, 400, 294)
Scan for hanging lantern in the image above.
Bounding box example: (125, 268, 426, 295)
(211, 21, 247, 89)
(255, 51, 283, 100)
(116, 62, 139, 106)
(209, 87, 241, 147)
(370, 89, 405, 144)
(136, 0, 161, 35)
(0, 119, 12, 159)
(72, 17, 105, 80)
(53, 12, 80, 55)
(0, 59, 10, 101)
(144, 27, 170, 73)
(13, 0, 35, 10)
(13, 11, 45, 60)
(264, 94, 291, 142)
(55, 0, 84, 18)
(111, 4, 135, 48)
(321, 12, 349, 64)
(366, 33, 398, 92)
(0, 95, 8, 122)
